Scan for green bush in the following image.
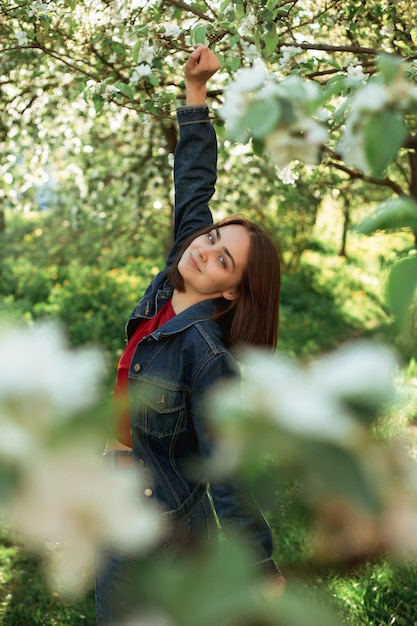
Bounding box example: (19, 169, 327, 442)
(33, 262, 151, 366)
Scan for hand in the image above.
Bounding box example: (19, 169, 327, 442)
(184, 45, 221, 105)
(257, 575, 286, 601)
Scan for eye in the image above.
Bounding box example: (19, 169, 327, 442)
(218, 255, 226, 267)
(207, 232, 215, 244)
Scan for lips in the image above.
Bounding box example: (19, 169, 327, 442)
(189, 252, 200, 272)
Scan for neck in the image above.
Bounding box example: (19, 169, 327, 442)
(171, 289, 217, 315)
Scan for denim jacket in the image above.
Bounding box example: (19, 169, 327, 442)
(126, 106, 280, 577)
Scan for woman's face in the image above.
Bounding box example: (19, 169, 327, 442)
(177, 224, 251, 302)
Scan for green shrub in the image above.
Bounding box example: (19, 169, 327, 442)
(33, 262, 151, 365)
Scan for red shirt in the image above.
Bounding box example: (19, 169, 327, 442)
(112, 300, 175, 446)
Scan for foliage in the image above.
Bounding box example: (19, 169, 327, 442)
(1, 1, 417, 625)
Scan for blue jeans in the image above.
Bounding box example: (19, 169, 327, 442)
(95, 493, 218, 625)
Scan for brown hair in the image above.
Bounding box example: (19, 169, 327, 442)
(167, 216, 281, 349)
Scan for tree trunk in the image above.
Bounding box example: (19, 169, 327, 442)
(339, 198, 350, 257)
(408, 148, 417, 248)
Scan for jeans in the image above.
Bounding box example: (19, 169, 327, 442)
(95, 492, 218, 625)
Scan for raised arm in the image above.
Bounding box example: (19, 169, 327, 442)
(166, 46, 221, 267)
(184, 44, 221, 106)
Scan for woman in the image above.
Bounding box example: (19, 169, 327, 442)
(96, 45, 283, 625)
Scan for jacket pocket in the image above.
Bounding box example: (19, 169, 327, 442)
(129, 378, 187, 438)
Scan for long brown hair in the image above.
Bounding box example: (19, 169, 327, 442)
(167, 216, 281, 349)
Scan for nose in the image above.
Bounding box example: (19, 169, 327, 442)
(197, 244, 210, 262)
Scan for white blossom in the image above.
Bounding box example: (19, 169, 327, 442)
(337, 125, 369, 172)
(27, 0, 50, 17)
(130, 63, 153, 83)
(102, 83, 120, 100)
(277, 164, 299, 184)
(351, 83, 388, 112)
(278, 45, 303, 70)
(346, 64, 369, 82)
(238, 13, 256, 36)
(0, 322, 104, 459)
(15, 30, 29, 46)
(211, 340, 398, 447)
(310, 341, 399, 407)
(228, 58, 266, 94)
(241, 42, 259, 63)
(265, 118, 327, 169)
(7, 446, 161, 594)
(159, 22, 182, 38)
(218, 90, 247, 139)
(0, 322, 103, 411)
(138, 41, 155, 65)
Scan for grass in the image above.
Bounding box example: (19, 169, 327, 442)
(1, 207, 417, 624)
(0, 527, 96, 626)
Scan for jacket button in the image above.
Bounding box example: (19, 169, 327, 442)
(138, 458, 145, 466)
(144, 488, 153, 497)
(133, 363, 141, 372)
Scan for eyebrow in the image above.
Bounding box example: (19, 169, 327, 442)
(215, 228, 236, 271)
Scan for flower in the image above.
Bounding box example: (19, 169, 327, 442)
(15, 30, 29, 46)
(0, 322, 104, 460)
(278, 45, 303, 70)
(138, 41, 155, 65)
(238, 13, 256, 36)
(265, 118, 327, 169)
(7, 446, 161, 594)
(228, 58, 266, 94)
(27, 0, 50, 17)
(277, 164, 299, 184)
(130, 63, 153, 83)
(159, 22, 182, 38)
(351, 83, 388, 112)
(346, 64, 369, 82)
(211, 340, 399, 447)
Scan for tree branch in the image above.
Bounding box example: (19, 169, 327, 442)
(326, 158, 405, 196)
(163, 0, 214, 22)
(285, 42, 382, 56)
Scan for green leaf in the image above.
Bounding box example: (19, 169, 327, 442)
(355, 197, 417, 235)
(148, 74, 159, 87)
(132, 39, 141, 64)
(191, 23, 208, 45)
(229, 56, 241, 72)
(92, 94, 104, 113)
(114, 82, 135, 100)
(386, 255, 417, 327)
(252, 138, 264, 156)
(377, 53, 404, 83)
(264, 26, 279, 54)
(411, 27, 417, 45)
(247, 99, 281, 139)
(220, 0, 232, 10)
(364, 110, 407, 178)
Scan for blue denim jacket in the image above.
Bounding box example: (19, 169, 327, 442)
(126, 106, 279, 577)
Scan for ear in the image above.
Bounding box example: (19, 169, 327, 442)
(222, 289, 239, 301)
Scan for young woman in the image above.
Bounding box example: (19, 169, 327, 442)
(96, 45, 283, 625)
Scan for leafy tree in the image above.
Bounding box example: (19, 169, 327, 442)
(1, 0, 417, 336)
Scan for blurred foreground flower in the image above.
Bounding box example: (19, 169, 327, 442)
(0, 321, 104, 460)
(210, 340, 399, 448)
(0, 321, 160, 595)
(6, 446, 160, 595)
(219, 63, 328, 169)
(208, 340, 417, 565)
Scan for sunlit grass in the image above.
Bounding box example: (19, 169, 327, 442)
(0, 526, 95, 626)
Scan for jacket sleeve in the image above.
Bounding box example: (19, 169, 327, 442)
(192, 353, 282, 580)
(166, 106, 217, 268)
